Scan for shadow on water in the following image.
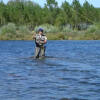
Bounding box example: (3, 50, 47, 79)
(18, 56, 70, 67)
(20, 56, 69, 60)
(19, 55, 89, 67)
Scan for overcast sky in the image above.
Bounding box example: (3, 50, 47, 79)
(3, 0, 100, 8)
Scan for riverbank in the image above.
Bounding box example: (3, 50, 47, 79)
(0, 23, 100, 40)
(0, 32, 100, 40)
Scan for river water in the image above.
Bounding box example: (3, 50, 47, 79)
(0, 40, 100, 100)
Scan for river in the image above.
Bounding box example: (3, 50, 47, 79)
(0, 40, 100, 100)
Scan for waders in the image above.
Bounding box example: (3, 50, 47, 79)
(34, 46, 46, 59)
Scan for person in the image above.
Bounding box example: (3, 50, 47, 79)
(33, 28, 47, 59)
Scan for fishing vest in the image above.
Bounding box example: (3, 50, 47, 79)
(35, 34, 46, 47)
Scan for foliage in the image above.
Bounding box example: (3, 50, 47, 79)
(0, 23, 16, 35)
(86, 25, 98, 33)
(34, 24, 59, 33)
(0, 0, 99, 29)
(18, 26, 30, 34)
(0, 0, 100, 40)
(62, 26, 73, 33)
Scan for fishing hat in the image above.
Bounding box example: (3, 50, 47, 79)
(38, 28, 44, 33)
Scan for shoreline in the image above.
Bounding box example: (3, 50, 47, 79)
(0, 34, 100, 40)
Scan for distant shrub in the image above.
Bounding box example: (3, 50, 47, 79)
(62, 26, 73, 33)
(18, 26, 30, 34)
(95, 23, 100, 29)
(83, 24, 100, 40)
(0, 23, 16, 35)
(34, 24, 59, 33)
(95, 29, 100, 34)
(86, 25, 98, 33)
(0, 29, 1, 34)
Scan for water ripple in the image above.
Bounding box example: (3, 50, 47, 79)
(0, 40, 100, 100)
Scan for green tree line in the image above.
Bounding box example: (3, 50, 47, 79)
(0, 0, 100, 30)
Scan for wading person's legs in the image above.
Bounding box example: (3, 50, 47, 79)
(43, 46, 46, 56)
(34, 47, 40, 58)
(40, 46, 46, 58)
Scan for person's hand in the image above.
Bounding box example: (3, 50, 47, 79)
(32, 33, 36, 39)
(44, 40, 47, 43)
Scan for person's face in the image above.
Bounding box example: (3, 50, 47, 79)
(38, 31, 43, 34)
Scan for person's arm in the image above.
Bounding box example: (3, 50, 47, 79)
(44, 36, 47, 44)
(32, 33, 36, 39)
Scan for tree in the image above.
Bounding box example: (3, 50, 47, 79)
(45, 0, 59, 25)
(55, 9, 67, 26)
(72, 0, 82, 29)
(0, 0, 99, 29)
(61, 1, 72, 25)
(83, 1, 99, 24)
(46, 0, 58, 10)
(0, 1, 6, 25)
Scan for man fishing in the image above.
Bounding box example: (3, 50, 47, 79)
(33, 28, 47, 59)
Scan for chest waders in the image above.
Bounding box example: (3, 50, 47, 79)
(34, 34, 46, 58)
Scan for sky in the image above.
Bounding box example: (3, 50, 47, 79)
(3, 0, 100, 8)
